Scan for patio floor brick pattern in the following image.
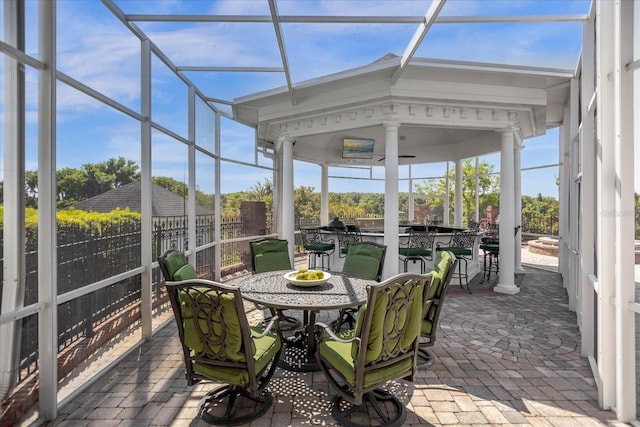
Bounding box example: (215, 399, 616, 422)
(17, 251, 630, 426)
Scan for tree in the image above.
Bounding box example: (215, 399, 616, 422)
(23, 157, 142, 208)
(413, 160, 499, 225)
(152, 176, 188, 197)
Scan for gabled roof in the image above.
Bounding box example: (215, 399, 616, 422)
(74, 181, 214, 217)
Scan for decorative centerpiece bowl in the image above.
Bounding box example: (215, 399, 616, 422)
(283, 270, 331, 287)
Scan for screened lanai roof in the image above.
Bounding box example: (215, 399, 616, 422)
(109, 0, 589, 117)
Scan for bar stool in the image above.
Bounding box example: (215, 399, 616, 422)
(436, 230, 478, 293)
(336, 225, 362, 258)
(399, 227, 436, 273)
(300, 227, 335, 271)
(479, 237, 500, 282)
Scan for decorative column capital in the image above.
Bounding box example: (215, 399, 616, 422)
(275, 133, 294, 152)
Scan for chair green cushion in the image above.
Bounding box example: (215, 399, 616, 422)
(252, 240, 291, 273)
(422, 270, 443, 319)
(304, 243, 335, 252)
(319, 339, 413, 388)
(342, 244, 385, 280)
(399, 247, 432, 257)
(437, 247, 472, 256)
(480, 244, 500, 253)
(254, 252, 291, 273)
(193, 326, 281, 387)
(422, 251, 454, 333)
(164, 251, 187, 279)
(179, 289, 245, 362)
(173, 263, 198, 280)
(351, 277, 425, 362)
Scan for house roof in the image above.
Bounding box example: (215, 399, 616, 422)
(74, 182, 214, 217)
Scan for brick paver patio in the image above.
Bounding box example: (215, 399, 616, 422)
(21, 251, 630, 426)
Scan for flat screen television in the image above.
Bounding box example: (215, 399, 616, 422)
(342, 138, 375, 159)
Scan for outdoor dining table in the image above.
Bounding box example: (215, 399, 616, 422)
(237, 270, 374, 372)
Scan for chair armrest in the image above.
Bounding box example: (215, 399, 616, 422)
(315, 322, 361, 344)
(322, 237, 336, 246)
(253, 316, 279, 338)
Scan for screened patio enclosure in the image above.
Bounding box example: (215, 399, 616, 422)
(1, 0, 639, 424)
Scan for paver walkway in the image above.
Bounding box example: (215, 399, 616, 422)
(25, 249, 630, 426)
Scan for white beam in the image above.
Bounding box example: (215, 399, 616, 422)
(613, 0, 635, 420)
(268, 0, 295, 105)
(140, 39, 152, 341)
(391, 0, 447, 85)
(595, 0, 617, 410)
(0, 0, 25, 403)
(38, 0, 58, 419)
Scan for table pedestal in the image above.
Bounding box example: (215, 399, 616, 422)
(278, 311, 320, 372)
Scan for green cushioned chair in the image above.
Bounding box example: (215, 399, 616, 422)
(165, 279, 282, 425)
(419, 250, 458, 365)
(341, 241, 387, 281)
(436, 230, 478, 293)
(315, 272, 432, 427)
(399, 227, 436, 273)
(333, 241, 387, 331)
(249, 238, 300, 330)
(300, 227, 335, 271)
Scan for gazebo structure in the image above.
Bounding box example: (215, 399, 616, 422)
(0, 0, 638, 424)
(233, 54, 572, 294)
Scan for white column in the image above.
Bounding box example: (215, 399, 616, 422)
(443, 162, 450, 226)
(454, 159, 463, 227)
(280, 137, 296, 265)
(38, 0, 58, 418)
(273, 155, 282, 235)
(474, 157, 480, 223)
(320, 163, 329, 226)
(383, 122, 400, 278)
(408, 165, 415, 223)
(494, 130, 519, 295)
(514, 145, 525, 274)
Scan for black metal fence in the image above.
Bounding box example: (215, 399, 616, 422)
(0, 213, 274, 386)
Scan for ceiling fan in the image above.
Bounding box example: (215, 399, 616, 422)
(376, 154, 417, 161)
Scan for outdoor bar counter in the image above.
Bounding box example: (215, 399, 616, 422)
(319, 223, 482, 281)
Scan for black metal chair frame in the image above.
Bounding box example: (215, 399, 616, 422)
(399, 228, 436, 273)
(336, 225, 363, 258)
(436, 230, 478, 293)
(300, 227, 335, 271)
(165, 279, 282, 425)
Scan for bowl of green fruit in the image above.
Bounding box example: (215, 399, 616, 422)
(283, 269, 331, 287)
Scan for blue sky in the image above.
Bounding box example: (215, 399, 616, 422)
(1, 0, 591, 199)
